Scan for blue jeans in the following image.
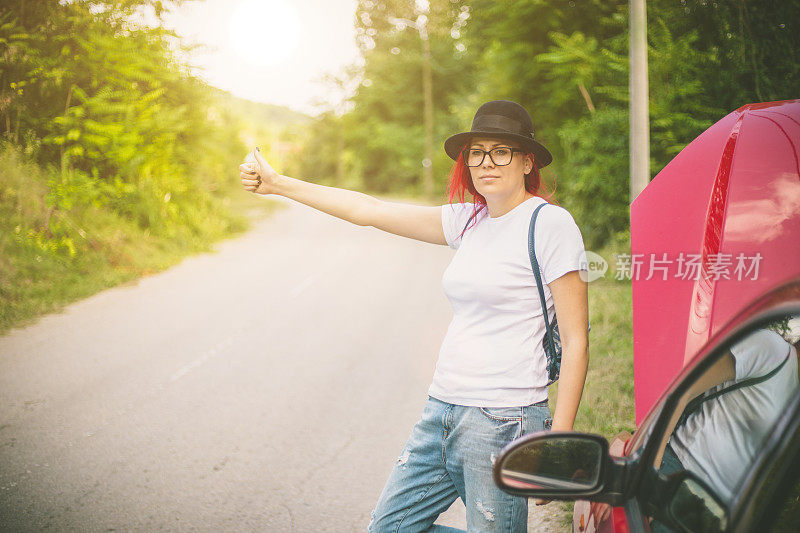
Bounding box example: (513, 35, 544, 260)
(368, 396, 553, 532)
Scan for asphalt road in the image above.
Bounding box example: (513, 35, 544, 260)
(0, 198, 563, 532)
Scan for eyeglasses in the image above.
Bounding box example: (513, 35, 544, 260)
(462, 147, 526, 167)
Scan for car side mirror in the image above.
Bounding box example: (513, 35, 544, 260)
(493, 432, 609, 498)
(663, 470, 728, 533)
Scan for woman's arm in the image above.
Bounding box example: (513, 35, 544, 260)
(240, 150, 447, 245)
(548, 270, 590, 431)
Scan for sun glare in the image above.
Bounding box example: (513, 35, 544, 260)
(229, 0, 301, 67)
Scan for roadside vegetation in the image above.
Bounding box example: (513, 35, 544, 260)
(0, 142, 282, 335)
(577, 280, 635, 437)
(0, 1, 304, 335)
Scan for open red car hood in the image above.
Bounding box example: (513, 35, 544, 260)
(631, 99, 800, 424)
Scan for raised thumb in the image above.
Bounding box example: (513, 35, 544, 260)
(253, 146, 268, 166)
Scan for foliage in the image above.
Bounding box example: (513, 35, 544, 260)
(298, 0, 476, 198)
(0, 139, 284, 335)
(1, 1, 236, 235)
(459, 0, 628, 145)
(651, 0, 800, 109)
(646, 16, 724, 166)
(0, 0, 295, 333)
(298, 0, 799, 248)
(557, 107, 630, 250)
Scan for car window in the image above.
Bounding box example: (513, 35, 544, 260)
(644, 315, 800, 532)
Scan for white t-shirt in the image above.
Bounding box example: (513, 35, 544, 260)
(670, 329, 799, 502)
(429, 196, 586, 407)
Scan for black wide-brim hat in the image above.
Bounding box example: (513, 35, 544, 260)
(444, 100, 553, 168)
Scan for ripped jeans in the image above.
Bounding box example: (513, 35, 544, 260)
(368, 396, 552, 533)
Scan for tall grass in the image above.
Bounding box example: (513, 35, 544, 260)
(575, 280, 636, 436)
(547, 261, 635, 527)
(0, 144, 273, 335)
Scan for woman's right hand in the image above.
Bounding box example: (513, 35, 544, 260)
(240, 148, 280, 195)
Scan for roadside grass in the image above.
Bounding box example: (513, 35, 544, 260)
(576, 279, 636, 436)
(547, 273, 635, 526)
(0, 146, 280, 336)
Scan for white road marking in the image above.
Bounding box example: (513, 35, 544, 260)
(288, 246, 348, 299)
(289, 272, 320, 298)
(169, 336, 236, 383)
(168, 246, 348, 385)
(167, 251, 346, 384)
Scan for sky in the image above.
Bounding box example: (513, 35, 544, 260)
(159, 0, 362, 115)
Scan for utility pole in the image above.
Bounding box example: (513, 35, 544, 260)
(630, 0, 650, 203)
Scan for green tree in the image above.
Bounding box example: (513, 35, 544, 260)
(299, 0, 474, 197)
(0, 0, 248, 243)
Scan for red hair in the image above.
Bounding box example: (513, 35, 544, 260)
(445, 142, 557, 236)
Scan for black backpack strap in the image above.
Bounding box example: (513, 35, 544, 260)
(528, 203, 555, 356)
(678, 346, 793, 426)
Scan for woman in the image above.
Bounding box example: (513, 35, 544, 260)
(240, 100, 589, 532)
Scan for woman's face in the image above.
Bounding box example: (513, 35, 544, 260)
(467, 137, 534, 200)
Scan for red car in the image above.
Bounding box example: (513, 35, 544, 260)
(492, 100, 800, 533)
